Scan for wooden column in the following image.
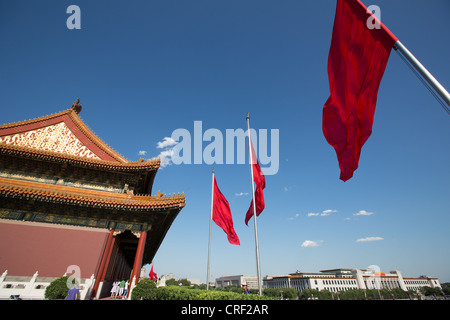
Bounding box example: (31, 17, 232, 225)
(92, 228, 115, 299)
(130, 230, 147, 284)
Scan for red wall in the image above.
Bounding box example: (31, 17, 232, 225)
(0, 220, 109, 278)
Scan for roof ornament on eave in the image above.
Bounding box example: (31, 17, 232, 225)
(71, 98, 82, 114)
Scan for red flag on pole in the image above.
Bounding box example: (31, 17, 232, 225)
(149, 265, 157, 280)
(245, 138, 266, 226)
(323, 0, 398, 181)
(212, 176, 240, 245)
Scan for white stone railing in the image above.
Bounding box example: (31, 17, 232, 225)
(0, 270, 95, 300)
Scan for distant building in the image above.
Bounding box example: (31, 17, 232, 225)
(215, 275, 259, 290)
(188, 278, 201, 286)
(263, 268, 442, 293)
(155, 273, 201, 287)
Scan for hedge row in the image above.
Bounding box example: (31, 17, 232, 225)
(131, 280, 274, 300)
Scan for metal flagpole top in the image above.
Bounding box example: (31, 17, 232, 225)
(394, 40, 450, 110)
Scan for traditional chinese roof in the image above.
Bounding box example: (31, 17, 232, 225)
(0, 100, 150, 166)
(0, 143, 160, 173)
(0, 177, 185, 210)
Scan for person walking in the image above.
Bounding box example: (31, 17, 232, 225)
(123, 280, 129, 299)
(119, 279, 125, 298)
(67, 285, 79, 300)
(110, 281, 118, 298)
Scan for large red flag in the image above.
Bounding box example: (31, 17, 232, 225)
(323, 0, 398, 181)
(245, 138, 266, 226)
(212, 176, 240, 245)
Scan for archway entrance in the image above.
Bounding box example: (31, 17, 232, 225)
(98, 230, 139, 298)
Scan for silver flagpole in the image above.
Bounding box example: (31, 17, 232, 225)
(206, 167, 214, 290)
(394, 40, 450, 108)
(246, 112, 262, 295)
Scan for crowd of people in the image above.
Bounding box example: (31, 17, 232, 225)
(110, 279, 130, 299)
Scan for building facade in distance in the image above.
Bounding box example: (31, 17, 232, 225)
(215, 275, 259, 290)
(263, 268, 442, 294)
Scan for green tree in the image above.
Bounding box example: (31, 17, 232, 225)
(262, 288, 279, 298)
(44, 276, 73, 300)
(421, 286, 443, 298)
(441, 283, 450, 295)
(280, 288, 298, 299)
(299, 289, 320, 300)
(165, 278, 191, 287)
(338, 289, 366, 300)
(391, 288, 409, 299)
(263, 288, 297, 299)
(131, 279, 157, 300)
(196, 283, 207, 290)
(317, 289, 333, 300)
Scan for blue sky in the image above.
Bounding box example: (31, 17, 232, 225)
(1, 1, 449, 283)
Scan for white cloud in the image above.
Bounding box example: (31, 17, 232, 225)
(307, 209, 337, 217)
(354, 210, 374, 216)
(284, 187, 289, 192)
(156, 137, 178, 149)
(356, 236, 384, 242)
(291, 213, 301, 219)
(235, 192, 249, 197)
(152, 149, 175, 168)
(301, 240, 322, 248)
(138, 150, 147, 156)
(288, 213, 301, 220)
(152, 137, 180, 168)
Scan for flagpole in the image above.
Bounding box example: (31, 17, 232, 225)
(206, 167, 214, 290)
(394, 40, 450, 108)
(246, 112, 262, 295)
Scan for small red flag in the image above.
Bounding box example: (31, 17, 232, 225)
(212, 176, 240, 245)
(323, 0, 398, 181)
(245, 138, 266, 226)
(149, 265, 157, 280)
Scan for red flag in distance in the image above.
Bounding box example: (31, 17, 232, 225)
(149, 265, 157, 280)
(212, 176, 240, 245)
(245, 138, 266, 225)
